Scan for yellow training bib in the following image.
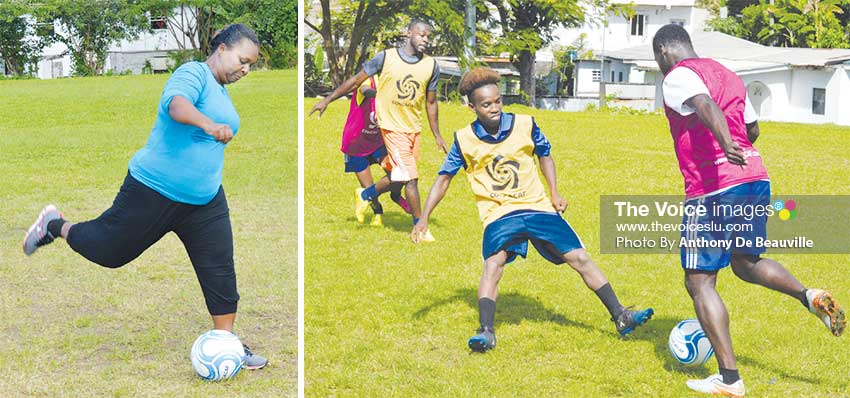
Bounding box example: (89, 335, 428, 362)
(375, 48, 436, 133)
(455, 114, 554, 226)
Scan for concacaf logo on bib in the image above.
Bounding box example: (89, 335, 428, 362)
(485, 155, 520, 191)
(393, 74, 420, 106)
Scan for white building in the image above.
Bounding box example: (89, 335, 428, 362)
(547, 0, 711, 101)
(553, 0, 711, 54)
(598, 31, 850, 125)
(35, 11, 197, 79)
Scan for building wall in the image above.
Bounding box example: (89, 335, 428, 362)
(111, 26, 191, 53)
(602, 6, 706, 51)
(36, 55, 71, 79)
(107, 51, 173, 75)
(552, 5, 710, 53)
(739, 70, 791, 121)
(575, 59, 633, 97)
(787, 68, 833, 124)
(605, 83, 656, 99)
(826, 67, 850, 126)
(34, 7, 196, 79)
(839, 68, 850, 125)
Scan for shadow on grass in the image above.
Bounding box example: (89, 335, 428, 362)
(344, 211, 441, 233)
(412, 287, 602, 333)
(626, 315, 831, 387)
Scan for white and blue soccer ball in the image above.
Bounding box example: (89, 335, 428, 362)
(668, 319, 714, 366)
(190, 330, 246, 381)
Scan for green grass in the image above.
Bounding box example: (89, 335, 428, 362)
(0, 70, 297, 397)
(305, 99, 850, 397)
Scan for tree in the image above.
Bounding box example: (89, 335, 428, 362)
(0, 2, 44, 76)
(483, 0, 585, 106)
(756, 0, 847, 47)
(138, 0, 298, 69)
(305, 0, 486, 86)
(709, 0, 849, 48)
(242, 0, 297, 68)
(305, 0, 417, 86)
(34, 0, 154, 76)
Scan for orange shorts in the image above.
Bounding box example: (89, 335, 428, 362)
(381, 129, 420, 182)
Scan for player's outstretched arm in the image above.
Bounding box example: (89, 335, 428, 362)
(170, 96, 232, 144)
(425, 91, 448, 154)
(687, 93, 747, 165)
(539, 155, 567, 212)
(411, 173, 454, 243)
(309, 70, 369, 118)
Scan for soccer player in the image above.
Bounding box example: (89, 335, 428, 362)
(653, 24, 845, 396)
(21, 24, 268, 369)
(340, 76, 410, 226)
(310, 20, 448, 238)
(411, 67, 654, 352)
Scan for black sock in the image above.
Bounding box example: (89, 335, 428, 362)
(594, 283, 623, 320)
(478, 298, 496, 330)
(370, 200, 383, 215)
(799, 288, 809, 309)
(47, 218, 66, 238)
(719, 367, 740, 384)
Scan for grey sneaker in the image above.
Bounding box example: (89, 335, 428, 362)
(22, 204, 63, 256)
(242, 344, 268, 370)
(468, 326, 496, 352)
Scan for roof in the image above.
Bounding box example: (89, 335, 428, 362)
(434, 56, 520, 78)
(603, 31, 850, 72)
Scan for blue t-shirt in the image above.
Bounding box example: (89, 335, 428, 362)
(129, 61, 240, 205)
(438, 113, 551, 175)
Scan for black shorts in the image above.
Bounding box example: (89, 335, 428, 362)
(67, 173, 239, 315)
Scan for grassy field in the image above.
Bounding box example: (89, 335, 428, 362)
(304, 99, 850, 397)
(0, 70, 297, 397)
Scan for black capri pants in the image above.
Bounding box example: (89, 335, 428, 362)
(67, 173, 239, 315)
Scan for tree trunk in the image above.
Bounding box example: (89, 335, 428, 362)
(5, 57, 22, 75)
(318, 0, 343, 85)
(517, 50, 536, 107)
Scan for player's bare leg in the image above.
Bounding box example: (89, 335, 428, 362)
(563, 248, 653, 335)
(685, 270, 736, 369)
(562, 248, 607, 290)
(405, 178, 421, 219)
(354, 167, 375, 188)
(731, 253, 844, 336)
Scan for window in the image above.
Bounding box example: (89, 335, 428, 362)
(618, 71, 623, 82)
(150, 16, 167, 30)
(670, 19, 685, 26)
(592, 70, 601, 82)
(812, 88, 826, 115)
(611, 71, 615, 82)
(630, 15, 646, 36)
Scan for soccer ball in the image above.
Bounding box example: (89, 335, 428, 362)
(190, 330, 246, 381)
(668, 319, 714, 366)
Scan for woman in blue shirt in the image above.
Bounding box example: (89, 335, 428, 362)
(22, 23, 268, 369)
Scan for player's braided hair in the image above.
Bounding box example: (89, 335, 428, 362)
(458, 67, 501, 103)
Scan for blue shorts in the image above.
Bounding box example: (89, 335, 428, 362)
(482, 211, 584, 265)
(344, 146, 387, 173)
(681, 180, 770, 271)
